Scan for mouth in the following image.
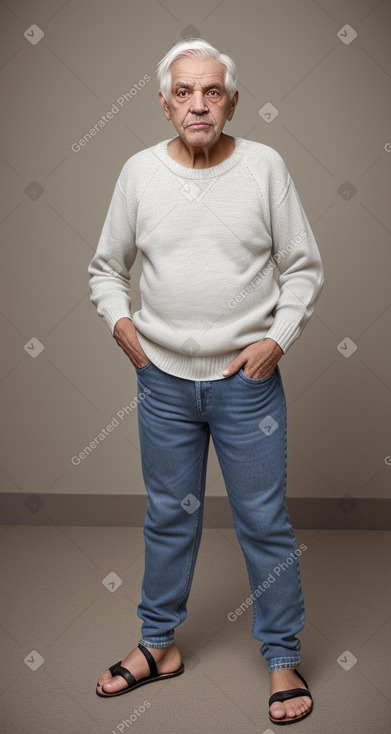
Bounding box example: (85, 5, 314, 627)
(187, 123, 211, 129)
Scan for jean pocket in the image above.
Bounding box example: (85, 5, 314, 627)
(135, 361, 153, 373)
(238, 367, 276, 384)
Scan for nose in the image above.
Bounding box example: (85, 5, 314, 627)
(189, 91, 208, 114)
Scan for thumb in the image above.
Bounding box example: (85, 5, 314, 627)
(222, 356, 244, 377)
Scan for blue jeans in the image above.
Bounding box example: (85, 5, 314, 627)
(135, 360, 305, 672)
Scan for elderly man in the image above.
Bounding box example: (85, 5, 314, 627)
(91, 39, 323, 725)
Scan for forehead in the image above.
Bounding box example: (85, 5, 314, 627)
(169, 56, 226, 87)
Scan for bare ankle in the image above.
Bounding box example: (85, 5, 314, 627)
(143, 643, 178, 655)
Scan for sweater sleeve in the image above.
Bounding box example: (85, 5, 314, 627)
(264, 173, 324, 353)
(87, 172, 138, 334)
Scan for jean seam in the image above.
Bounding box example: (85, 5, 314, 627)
(280, 384, 306, 631)
(227, 495, 261, 636)
(173, 427, 209, 616)
(227, 373, 304, 652)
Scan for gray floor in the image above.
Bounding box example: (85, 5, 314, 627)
(1, 525, 390, 734)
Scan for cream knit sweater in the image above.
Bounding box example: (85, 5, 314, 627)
(88, 137, 324, 380)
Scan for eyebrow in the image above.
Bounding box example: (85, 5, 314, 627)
(174, 82, 225, 92)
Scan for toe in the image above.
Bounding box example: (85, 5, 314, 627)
(269, 701, 287, 719)
(96, 673, 107, 690)
(97, 670, 111, 689)
(299, 696, 312, 716)
(283, 701, 297, 719)
(101, 675, 128, 694)
(270, 694, 312, 722)
(297, 694, 312, 714)
(96, 669, 127, 695)
(269, 669, 313, 722)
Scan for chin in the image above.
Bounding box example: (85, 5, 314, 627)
(186, 128, 216, 138)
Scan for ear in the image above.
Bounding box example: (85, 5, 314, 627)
(227, 90, 239, 121)
(159, 91, 171, 120)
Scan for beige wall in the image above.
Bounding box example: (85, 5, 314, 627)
(1, 0, 390, 525)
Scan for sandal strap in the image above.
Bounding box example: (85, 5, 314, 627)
(294, 670, 308, 688)
(269, 686, 313, 707)
(109, 661, 136, 688)
(138, 643, 158, 677)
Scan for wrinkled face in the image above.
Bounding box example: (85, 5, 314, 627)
(159, 55, 238, 147)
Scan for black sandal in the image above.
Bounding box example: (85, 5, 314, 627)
(96, 643, 185, 698)
(268, 669, 313, 725)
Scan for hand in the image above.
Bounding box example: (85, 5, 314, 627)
(222, 338, 284, 379)
(113, 317, 150, 369)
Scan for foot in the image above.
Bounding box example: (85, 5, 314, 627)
(96, 643, 182, 695)
(269, 668, 312, 722)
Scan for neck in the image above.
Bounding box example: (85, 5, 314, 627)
(170, 133, 234, 169)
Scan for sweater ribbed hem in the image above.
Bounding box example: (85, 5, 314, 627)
(136, 332, 242, 381)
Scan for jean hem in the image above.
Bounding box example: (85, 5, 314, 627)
(268, 657, 301, 673)
(139, 636, 175, 649)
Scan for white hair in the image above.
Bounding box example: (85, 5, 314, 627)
(156, 38, 238, 102)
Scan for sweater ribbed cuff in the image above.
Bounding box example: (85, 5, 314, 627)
(99, 304, 133, 334)
(265, 317, 301, 354)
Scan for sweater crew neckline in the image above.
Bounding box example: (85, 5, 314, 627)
(156, 136, 246, 178)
